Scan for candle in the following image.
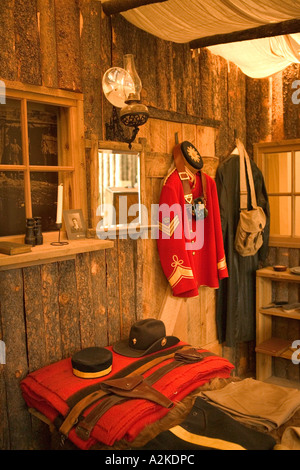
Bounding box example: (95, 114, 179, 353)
(56, 183, 63, 225)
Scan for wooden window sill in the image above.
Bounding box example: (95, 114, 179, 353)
(268, 238, 300, 248)
(0, 236, 114, 271)
(94, 224, 154, 237)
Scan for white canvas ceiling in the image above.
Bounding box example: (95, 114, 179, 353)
(208, 33, 300, 78)
(104, 0, 300, 78)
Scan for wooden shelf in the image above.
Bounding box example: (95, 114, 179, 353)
(256, 266, 300, 387)
(0, 237, 114, 271)
(255, 336, 294, 358)
(256, 266, 300, 283)
(259, 307, 300, 320)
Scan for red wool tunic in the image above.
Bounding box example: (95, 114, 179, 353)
(157, 168, 228, 298)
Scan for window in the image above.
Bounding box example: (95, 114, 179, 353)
(0, 81, 86, 238)
(255, 140, 300, 247)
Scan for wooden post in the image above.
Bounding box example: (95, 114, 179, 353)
(20, 98, 32, 219)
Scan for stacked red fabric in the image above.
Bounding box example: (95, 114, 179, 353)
(20, 343, 234, 449)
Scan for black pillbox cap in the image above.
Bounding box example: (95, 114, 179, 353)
(71, 347, 112, 379)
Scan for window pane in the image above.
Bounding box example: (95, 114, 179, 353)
(264, 152, 291, 193)
(269, 195, 291, 236)
(27, 101, 59, 166)
(295, 196, 300, 237)
(31, 172, 58, 232)
(295, 152, 300, 193)
(0, 99, 22, 165)
(0, 171, 25, 236)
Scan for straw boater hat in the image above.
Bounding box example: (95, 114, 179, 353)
(71, 347, 113, 379)
(113, 318, 180, 358)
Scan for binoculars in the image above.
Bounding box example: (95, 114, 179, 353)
(25, 217, 43, 246)
(192, 196, 208, 220)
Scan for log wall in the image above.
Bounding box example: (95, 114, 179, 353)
(0, 0, 299, 449)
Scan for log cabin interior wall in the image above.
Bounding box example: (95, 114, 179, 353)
(0, 0, 299, 449)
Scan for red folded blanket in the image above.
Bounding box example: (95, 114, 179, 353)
(20, 343, 234, 449)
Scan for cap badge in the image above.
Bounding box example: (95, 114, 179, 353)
(132, 338, 137, 345)
(161, 337, 167, 347)
(187, 145, 200, 163)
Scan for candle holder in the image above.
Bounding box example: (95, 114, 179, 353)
(51, 223, 69, 246)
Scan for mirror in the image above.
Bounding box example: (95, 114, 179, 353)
(98, 148, 141, 229)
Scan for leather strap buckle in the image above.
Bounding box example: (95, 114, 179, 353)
(178, 171, 189, 181)
(76, 424, 91, 440)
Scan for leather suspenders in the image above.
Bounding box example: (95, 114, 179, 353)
(59, 345, 191, 438)
(75, 348, 216, 441)
(65, 344, 185, 410)
(59, 346, 216, 441)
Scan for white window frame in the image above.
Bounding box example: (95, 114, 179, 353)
(254, 139, 300, 248)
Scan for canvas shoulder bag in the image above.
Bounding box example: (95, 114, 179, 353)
(234, 140, 266, 257)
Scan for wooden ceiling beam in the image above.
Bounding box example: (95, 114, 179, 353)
(189, 18, 300, 49)
(101, 0, 167, 16)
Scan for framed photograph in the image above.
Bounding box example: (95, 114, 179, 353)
(63, 209, 86, 240)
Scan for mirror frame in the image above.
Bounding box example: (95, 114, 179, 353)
(93, 139, 147, 236)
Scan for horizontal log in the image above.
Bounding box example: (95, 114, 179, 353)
(102, 0, 167, 16)
(148, 106, 221, 128)
(189, 18, 300, 49)
(0, 165, 75, 172)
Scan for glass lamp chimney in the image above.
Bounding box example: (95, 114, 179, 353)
(123, 54, 142, 101)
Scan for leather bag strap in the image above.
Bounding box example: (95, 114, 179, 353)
(244, 148, 258, 209)
(236, 139, 257, 210)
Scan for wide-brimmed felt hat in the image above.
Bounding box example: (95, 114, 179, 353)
(181, 141, 203, 170)
(71, 347, 112, 379)
(113, 318, 180, 358)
